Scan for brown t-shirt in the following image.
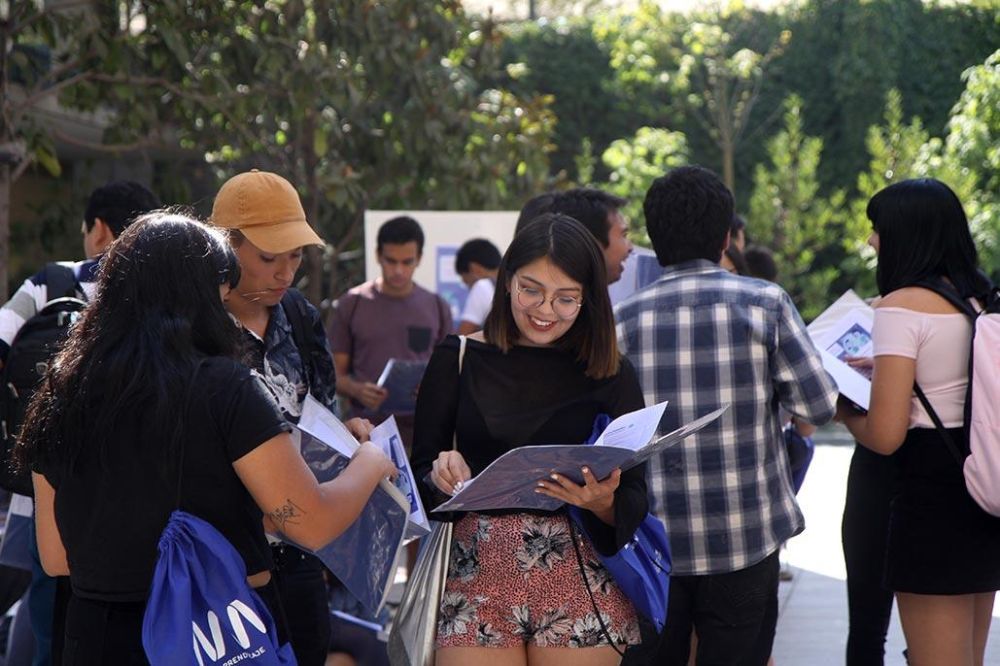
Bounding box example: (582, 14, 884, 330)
(328, 280, 451, 416)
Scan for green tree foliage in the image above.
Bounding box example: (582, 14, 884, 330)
(494, 0, 1000, 205)
(598, 126, 688, 245)
(499, 17, 638, 181)
(944, 49, 1000, 278)
(5, 1, 554, 302)
(748, 96, 845, 320)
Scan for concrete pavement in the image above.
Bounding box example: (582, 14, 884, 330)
(771, 428, 1000, 664)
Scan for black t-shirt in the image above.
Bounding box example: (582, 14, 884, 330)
(411, 335, 648, 554)
(39, 357, 290, 602)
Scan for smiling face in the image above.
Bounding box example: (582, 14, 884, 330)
(603, 210, 633, 284)
(508, 256, 583, 347)
(232, 237, 303, 308)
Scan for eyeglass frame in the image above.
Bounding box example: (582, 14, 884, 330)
(512, 276, 584, 320)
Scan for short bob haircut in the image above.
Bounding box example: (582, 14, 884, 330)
(868, 178, 992, 300)
(483, 213, 620, 379)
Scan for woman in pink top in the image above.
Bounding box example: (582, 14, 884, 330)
(838, 179, 1000, 666)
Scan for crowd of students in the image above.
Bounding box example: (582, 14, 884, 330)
(0, 164, 996, 666)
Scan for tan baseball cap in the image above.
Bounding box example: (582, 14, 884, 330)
(210, 170, 324, 253)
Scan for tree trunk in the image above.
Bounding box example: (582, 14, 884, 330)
(721, 139, 736, 199)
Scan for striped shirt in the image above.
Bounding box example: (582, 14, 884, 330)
(615, 260, 837, 575)
(0, 260, 99, 363)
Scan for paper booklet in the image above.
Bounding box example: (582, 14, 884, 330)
(433, 402, 730, 514)
(376, 359, 429, 414)
(807, 290, 875, 411)
(292, 396, 422, 614)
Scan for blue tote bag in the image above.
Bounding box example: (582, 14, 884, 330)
(142, 510, 296, 666)
(570, 414, 672, 632)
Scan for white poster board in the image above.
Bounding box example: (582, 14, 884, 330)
(364, 210, 518, 325)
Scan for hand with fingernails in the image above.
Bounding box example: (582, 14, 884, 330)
(536, 466, 621, 523)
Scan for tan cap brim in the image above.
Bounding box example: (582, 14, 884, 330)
(240, 220, 325, 254)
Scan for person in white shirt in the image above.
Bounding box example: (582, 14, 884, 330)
(455, 238, 501, 335)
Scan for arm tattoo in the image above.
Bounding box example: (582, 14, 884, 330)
(268, 499, 306, 529)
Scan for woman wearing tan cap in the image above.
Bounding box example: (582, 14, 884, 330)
(211, 170, 371, 666)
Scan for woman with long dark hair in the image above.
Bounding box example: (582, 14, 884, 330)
(838, 179, 1000, 665)
(18, 213, 394, 664)
(411, 213, 647, 666)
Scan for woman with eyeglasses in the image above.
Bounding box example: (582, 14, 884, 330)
(411, 213, 647, 666)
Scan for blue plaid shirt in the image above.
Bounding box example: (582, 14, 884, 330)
(615, 260, 837, 575)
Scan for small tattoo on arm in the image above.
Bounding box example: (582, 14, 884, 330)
(268, 499, 305, 528)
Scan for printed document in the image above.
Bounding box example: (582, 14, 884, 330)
(376, 359, 428, 414)
(808, 291, 875, 410)
(294, 397, 409, 614)
(369, 415, 431, 541)
(433, 402, 729, 513)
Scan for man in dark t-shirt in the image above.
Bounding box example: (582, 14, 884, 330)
(328, 216, 451, 449)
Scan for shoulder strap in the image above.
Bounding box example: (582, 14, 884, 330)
(913, 382, 966, 467)
(281, 289, 317, 378)
(452, 335, 468, 453)
(912, 279, 979, 319)
(43, 263, 79, 302)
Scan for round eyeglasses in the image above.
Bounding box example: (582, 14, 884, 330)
(513, 278, 583, 320)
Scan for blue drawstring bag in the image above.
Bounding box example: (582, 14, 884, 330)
(784, 425, 815, 494)
(142, 510, 296, 666)
(570, 414, 672, 632)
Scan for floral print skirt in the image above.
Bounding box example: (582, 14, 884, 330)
(435, 512, 640, 650)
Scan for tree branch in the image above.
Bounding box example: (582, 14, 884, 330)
(50, 128, 164, 154)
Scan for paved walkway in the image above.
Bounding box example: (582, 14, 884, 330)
(771, 428, 1000, 664)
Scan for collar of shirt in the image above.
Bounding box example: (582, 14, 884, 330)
(657, 258, 723, 282)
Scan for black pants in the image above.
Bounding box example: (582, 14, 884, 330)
(841, 443, 896, 666)
(271, 543, 331, 666)
(61, 595, 148, 666)
(60, 580, 286, 666)
(624, 551, 780, 665)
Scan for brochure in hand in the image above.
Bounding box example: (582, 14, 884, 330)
(369, 415, 431, 542)
(433, 402, 729, 513)
(376, 359, 429, 414)
(807, 290, 875, 411)
(293, 396, 413, 614)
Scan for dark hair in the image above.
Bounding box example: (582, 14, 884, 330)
(744, 244, 778, 282)
(644, 166, 734, 266)
(514, 192, 558, 235)
(483, 213, 619, 379)
(17, 213, 242, 477)
(547, 188, 626, 247)
(84, 181, 162, 237)
(455, 238, 501, 274)
(868, 178, 992, 299)
(377, 216, 424, 255)
(731, 214, 747, 234)
(723, 246, 749, 276)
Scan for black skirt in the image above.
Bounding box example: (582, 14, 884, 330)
(885, 427, 1000, 594)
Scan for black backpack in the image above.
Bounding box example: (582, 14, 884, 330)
(0, 264, 87, 496)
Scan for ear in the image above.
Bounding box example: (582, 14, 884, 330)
(92, 217, 116, 252)
(720, 229, 731, 260)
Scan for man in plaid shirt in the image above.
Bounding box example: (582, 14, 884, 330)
(616, 166, 837, 665)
